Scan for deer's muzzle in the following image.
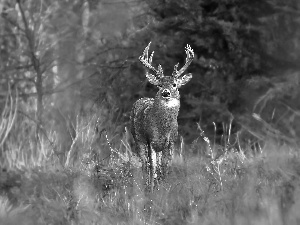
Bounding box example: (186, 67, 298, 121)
(162, 89, 171, 98)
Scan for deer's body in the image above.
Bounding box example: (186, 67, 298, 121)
(131, 97, 179, 152)
(131, 43, 194, 191)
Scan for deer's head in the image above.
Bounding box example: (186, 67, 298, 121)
(139, 43, 194, 107)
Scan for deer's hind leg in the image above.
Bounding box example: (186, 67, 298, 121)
(161, 143, 174, 180)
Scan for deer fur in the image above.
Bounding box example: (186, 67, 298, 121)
(131, 43, 194, 191)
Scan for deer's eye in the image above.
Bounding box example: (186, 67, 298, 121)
(173, 83, 177, 88)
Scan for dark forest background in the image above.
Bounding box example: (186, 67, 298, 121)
(1, 1, 300, 224)
(1, 0, 300, 148)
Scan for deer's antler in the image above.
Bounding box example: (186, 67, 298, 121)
(139, 42, 164, 78)
(172, 44, 194, 78)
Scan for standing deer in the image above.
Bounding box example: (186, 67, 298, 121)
(131, 42, 194, 191)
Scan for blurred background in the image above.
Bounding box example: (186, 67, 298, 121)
(1, 1, 300, 224)
(0, 0, 300, 162)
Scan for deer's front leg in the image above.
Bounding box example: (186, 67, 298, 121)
(148, 145, 156, 192)
(161, 143, 173, 180)
(136, 142, 150, 188)
(155, 151, 163, 183)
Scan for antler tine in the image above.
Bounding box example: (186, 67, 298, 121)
(172, 44, 194, 78)
(139, 42, 163, 77)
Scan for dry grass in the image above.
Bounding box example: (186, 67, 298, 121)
(0, 112, 300, 225)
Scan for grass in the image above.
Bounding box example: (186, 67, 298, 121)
(1, 112, 300, 225)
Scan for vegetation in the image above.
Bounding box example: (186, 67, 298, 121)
(0, 0, 300, 224)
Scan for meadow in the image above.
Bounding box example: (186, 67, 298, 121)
(1, 0, 300, 224)
(0, 107, 299, 225)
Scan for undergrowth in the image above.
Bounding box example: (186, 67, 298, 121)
(0, 112, 300, 225)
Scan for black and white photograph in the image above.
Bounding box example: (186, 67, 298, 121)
(0, 0, 300, 224)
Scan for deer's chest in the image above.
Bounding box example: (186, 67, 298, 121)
(142, 101, 179, 151)
(148, 119, 177, 152)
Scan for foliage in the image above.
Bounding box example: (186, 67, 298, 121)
(0, 112, 300, 224)
(125, 0, 300, 142)
(0, 0, 139, 159)
(0, 0, 300, 223)
(0, 0, 299, 143)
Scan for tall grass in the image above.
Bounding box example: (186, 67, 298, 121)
(0, 105, 300, 224)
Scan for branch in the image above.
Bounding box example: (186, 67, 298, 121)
(0, 64, 33, 73)
(83, 46, 135, 64)
(17, 109, 57, 152)
(2, 15, 25, 32)
(16, 0, 40, 74)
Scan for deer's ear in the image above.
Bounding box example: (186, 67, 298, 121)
(177, 73, 192, 88)
(146, 72, 160, 86)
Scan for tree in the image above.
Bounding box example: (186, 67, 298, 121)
(0, 0, 56, 126)
(128, 0, 300, 143)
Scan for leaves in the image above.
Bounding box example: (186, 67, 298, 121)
(0, 0, 299, 144)
(131, 0, 300, 140)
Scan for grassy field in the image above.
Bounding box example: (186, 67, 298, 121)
(0, 115, 300, 225)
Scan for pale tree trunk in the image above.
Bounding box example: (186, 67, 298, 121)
(17, 0, 43, 143)
(53, 2, 84, 165)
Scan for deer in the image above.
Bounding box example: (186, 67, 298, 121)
(130, 42, 194, 191)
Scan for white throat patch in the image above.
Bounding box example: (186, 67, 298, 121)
(163, 98, 180, 108)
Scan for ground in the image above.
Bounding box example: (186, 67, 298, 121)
(0, 117, 300, 225)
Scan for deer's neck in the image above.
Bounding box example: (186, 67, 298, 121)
(150, 98, 180, 125)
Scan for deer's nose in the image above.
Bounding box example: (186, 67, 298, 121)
(162, 89, 171, 98)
